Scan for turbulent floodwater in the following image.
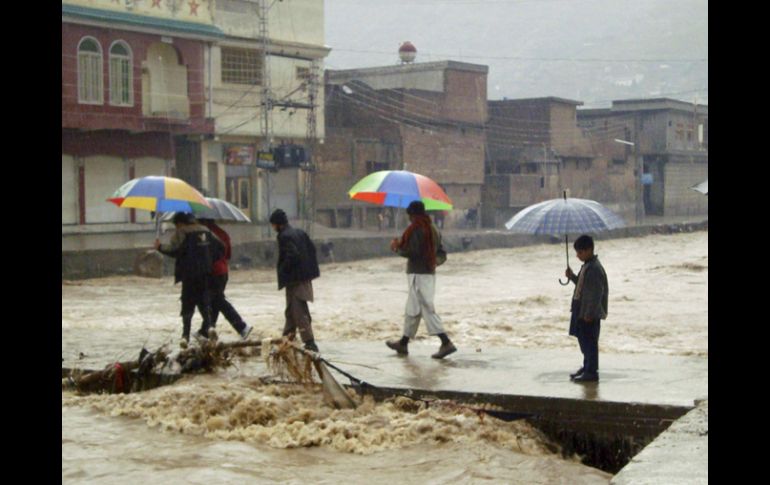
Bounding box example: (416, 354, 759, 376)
(62, 231, 707, 483)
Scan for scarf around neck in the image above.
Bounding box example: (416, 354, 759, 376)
(398, 214, 437, 270)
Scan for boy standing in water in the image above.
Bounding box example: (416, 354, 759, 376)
(565, 235, 608, 382)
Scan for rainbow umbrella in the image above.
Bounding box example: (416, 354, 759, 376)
(108, 176, 211, 213)
(108, 176, 211, 238)
(348, 170, 453, 211)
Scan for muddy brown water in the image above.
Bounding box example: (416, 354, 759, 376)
(62, 231, 707, 483)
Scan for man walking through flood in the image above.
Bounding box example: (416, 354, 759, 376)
(270, 208, 321, 352)
(565, 234, 608, 383)
(155, 212, 224, 343)
(386, 200, 456, 359)
(198, 218, 253, 340)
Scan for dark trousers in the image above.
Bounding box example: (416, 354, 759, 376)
(181, 278, 213, 339)
(207, 274, 246, 334)
(575, 316, 601, 376)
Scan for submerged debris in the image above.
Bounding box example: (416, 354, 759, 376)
(62, 335, 358, 409)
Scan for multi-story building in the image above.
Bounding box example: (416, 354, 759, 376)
(578, 98, 708, 217)
(484, 97, 636, 227)
(317, 60, 488, 229)
(63, 0, 328, 253)
(206, 0, 328, 225)
(62, 0, 220, 230)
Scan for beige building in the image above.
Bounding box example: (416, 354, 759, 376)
(203, 0, 329, 225)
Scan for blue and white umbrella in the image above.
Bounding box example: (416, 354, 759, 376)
(504, 192, 625, 284)
(161, 197, 251, 223)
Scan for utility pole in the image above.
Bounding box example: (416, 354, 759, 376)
(257, 0, 275, 237)
(302, 59, 319, 235)
(633, 113, 644, 225)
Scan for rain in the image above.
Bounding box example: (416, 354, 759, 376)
(62, 1, 707, 483)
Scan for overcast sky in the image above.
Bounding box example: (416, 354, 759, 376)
(324, 0, 708, 107)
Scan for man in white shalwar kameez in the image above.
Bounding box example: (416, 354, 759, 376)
(386, 201, 456, 359)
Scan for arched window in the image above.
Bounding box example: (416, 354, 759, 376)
(77, 37, 103, 104)
(143, 43, 189, 118)
(109, 41, 133, 106)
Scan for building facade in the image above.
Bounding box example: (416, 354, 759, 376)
(317, 61, 488, 229)
(484, 97, 636, 227)
(62, 0, 220, 229)
(62, 0, 329, 237)
(578, 98, 708, 217)
(206, 0, 329, 226)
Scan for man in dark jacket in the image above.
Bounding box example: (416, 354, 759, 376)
(154, 212, 224, 343)
(270, 208, 321, 352)
(565, 234, 609, 383)
(386, 200, 456, 359)
(198, 219, 253, 340)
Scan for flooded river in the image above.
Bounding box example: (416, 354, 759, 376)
(62, 230, 707, 483)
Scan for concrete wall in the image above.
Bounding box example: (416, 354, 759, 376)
(443, 69, 488, 123)
(611, 400, 708, 484)
(550, 104, 593, 157)
(401, 126, 485, 188)
(328, 65, 447, 93)
(62, 155, 78, 225)
(63, 220, 707, 280)
(663, 162, 708, 216)
(210, 48, 325, 139)
(216, 0, 324, 48)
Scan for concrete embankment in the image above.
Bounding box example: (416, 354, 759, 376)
(611, 399, 708, 484)
(62, 219, 707, 280)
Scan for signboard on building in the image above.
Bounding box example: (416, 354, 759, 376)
(641, 173, 654, 185)
(256, 151, 276, 169)
(225, 145, 255, 166)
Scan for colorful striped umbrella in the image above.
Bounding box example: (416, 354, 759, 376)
(348, 170, 453, 211)
(107, 176, 211, 213)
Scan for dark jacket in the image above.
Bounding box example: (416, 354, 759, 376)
(158, 223, 223, 284)
(276, 225, 320, 290)
(397, 222, 442, 274)
(568, 255, 609, 322)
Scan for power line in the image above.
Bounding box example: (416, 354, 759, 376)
(330, 48, 707, 64)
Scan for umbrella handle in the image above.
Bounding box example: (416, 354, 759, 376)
(559, 234, 570, 286)
(154, 212, 162, 240)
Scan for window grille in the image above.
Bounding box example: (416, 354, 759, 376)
(78, 38, 103, 104)
(109, 42, 133, 106)
(221, 47, 262, 85)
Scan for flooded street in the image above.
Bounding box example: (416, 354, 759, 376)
(62, 231, 707, 483)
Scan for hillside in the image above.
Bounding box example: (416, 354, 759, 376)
(324, 0, 708, 107)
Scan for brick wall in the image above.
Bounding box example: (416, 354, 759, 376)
(62, 23, 211, 134)
(663, 162, 708, 216)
